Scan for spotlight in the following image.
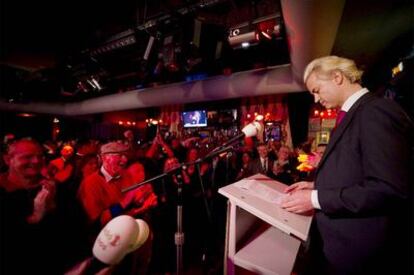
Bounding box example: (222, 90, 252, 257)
(90, 76, 102, 91)
(257, 19, 280, 40)
(85, 76, 103, 91)
(228, 24, 258, 49)
(77, 81, 90, 93)
(162, 35, 180, 72)
(228, 14, 282, 48)
(241, 42, 250, 49)
(143, 36, 155, 61)
(255, 114, 264, 121)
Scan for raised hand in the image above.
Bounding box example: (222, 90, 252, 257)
(27, 182, 56, 224)
(128, 193, 158, 217)
(122, 184, 157, 212)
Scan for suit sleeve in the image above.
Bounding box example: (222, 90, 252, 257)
(318, 100, 413, 215)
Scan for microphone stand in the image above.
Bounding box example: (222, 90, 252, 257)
(121, 145, 235, 275)
(174, 172, 184, 275)
(122, 164, 185, 275)
(208, 134, 243, 155)
(190, 145, 235, 272)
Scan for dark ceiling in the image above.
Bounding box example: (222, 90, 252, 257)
(1, 0, 290, 102)
(0, 0, 413, 110)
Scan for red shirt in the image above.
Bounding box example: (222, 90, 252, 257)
(77, 170, 130, 225)
(48, 157, 74, 183)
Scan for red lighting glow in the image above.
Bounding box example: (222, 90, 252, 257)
(257, 20, 277, 40)
(312, 108, 338, 119)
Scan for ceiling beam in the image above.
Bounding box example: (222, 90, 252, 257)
(0, 65, 303, 115)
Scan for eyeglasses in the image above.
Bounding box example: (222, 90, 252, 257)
(102, 152, 128, 158)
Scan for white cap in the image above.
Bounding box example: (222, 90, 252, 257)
(92, 215, 150, 265)
(127, 219, 150, 253)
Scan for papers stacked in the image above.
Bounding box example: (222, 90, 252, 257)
(234, 179, 287, 204)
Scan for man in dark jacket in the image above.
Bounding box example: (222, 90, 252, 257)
(281, 56, 413, 274)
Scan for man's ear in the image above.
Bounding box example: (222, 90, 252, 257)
(332, 70, 344, 85)
(3, 154, 11, 166)
(97, 154, 103, 164)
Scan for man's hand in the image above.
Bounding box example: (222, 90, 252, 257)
(281, 181, 314, 215)
(281, 189, 314, 215)
(284, 181, 314, 193)
(122, 185, 157, 211)
(121, 189, 137, 209)
(27, 181, 56, 224)
(127, 193, 158, 217)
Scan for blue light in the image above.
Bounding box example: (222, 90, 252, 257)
(185, 73, 208, 82)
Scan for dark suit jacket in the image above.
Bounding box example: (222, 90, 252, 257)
(247, 157, 274, 178)
(271, 159, 297, 185)
(314, 92, 413, 274)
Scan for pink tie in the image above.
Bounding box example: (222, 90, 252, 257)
(335, 110, 347, 127)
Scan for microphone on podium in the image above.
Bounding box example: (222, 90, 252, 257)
(212, 122, 262, 152)
(75, 215, 150, 275)
(241, 121, 262, 138)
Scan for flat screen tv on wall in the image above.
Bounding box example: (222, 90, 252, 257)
(182, 110, 207, 127)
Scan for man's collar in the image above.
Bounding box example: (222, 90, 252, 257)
(341, 88, 369, 112)
(100, 166, 120, 182)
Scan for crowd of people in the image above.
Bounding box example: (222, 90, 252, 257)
(0, 126, 321, 274)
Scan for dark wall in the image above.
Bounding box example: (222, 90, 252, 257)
(287, 92, 313, 147)
(0, 112, 52, 141)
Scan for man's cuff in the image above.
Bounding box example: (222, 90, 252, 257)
(109, 203, 124, 217)
(311, 190, 321, 209)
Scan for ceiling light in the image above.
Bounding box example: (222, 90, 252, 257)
(228, 26, 258, 48)
(17, 113, 35, 117)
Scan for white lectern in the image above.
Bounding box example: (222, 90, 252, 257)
(219, 174, 313, 275)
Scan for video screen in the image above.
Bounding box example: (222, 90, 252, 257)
(265, 124, 281, 142)
(182, 110, 207, 127)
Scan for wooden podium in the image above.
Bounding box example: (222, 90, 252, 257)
(219, 174, 313, 275)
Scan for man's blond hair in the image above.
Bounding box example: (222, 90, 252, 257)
(303, 56, 363, 84)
